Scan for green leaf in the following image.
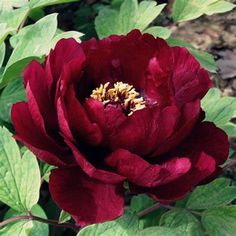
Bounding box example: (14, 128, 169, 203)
(1, 13, 58, 87)
(160, 209, 200, 228)
(0, 6, 29, 45)
(1, 205, 49, 236)
(0, 0, 28, 11)
(134, 2, 166, 31)
(95, 0, 166, 39)
(0, 7, 29, 30)
(0, 127, 41, 212)
(0, 57, 41, 89)
(130, 194, 164, 228)
(131, 194, 156, 213)
(136, 223, 202, 236)
(0, 78, 26, 122)
(77, 212, 139, 236)
(95, 9, 119, 39)
(11, 0, 29, 8)
(0, 42, 5, 68)
(202, 206, 236, 236)
(29, 0, 78, 9)
(40, 162, 55, 183)
(205, 1, 236, 15)
(144, 26, 171, 39)
(172, 0, 235, 22)
(0, 23, 13, 45)
(51, 30, 84, 47)
(0, 1, 13, 12)
(201, 88, 236, 137)
(10, 25, 33, 48)
(59, 210, 71, 224)
(0, 220, 33, 236)
(167, 38, 217, 72)
(186, 178, 236, 209)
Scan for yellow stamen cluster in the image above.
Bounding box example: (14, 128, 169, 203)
(90, 82, 146, 115)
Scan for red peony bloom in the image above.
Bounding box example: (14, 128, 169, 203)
(12, 30, 229, 225)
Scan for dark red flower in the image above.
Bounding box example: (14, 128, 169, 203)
(12, 30, 229, 225)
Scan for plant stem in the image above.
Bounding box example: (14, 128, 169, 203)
(0, 213, 79, 232)
(17, 10, 30, 33)
(137, 203, 161, 217)
(0, 215, 29, 228)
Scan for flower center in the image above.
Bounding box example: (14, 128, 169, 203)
(90, 82, 146, 115)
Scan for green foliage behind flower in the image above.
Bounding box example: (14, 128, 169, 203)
(0, 0, 235, 235)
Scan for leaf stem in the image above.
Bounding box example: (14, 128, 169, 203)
(17, 10, 30, 33)
(0, 213, 80, 232)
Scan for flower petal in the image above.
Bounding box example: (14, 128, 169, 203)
(171, 47, 212, 107)
(45, 38, 85, 98)
(49, 167, 125, 225)
(147, 152, 216, 202)
(64, 87, 103, 145)
(24, 60, 57, 129)
(65, 138, 125, 184)
(81, 30, 172, 90)
(178, 121, 229, 165)
(11, 102, 74, 166)
(109, 105, 180, 156)
(150, 99, 200, 156)
(106, 149, 191, 188)
(144, 122, 229, 201)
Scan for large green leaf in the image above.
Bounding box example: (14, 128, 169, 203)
(0, 220, 33, 236)
(29, 0, 78, 9)
(0, 42, 5, 68)
(172, 0, 235, 22)
(0, 7, 29, 30)
(0, 23, 13, 45)
(201, 88, 236, 137)
(0, 13, 57, 87)
(144, 26, 171, 39)
(160, 209, 200, 228)
(0, 127, 41, 212)
(130, 194, 164, 228)
(0, 78, 26, 122)
(1, 205, 49, 236)
(0, 0, 28, 11)
(77, 212, 139, 236)
(167, 38, 217, 73)
(51, 30, 84, 47)
(186, 178, 236, 209)
(0, 7, 29, 44)
(95, 0, 166, 39)
(202, 206, 236, 236)
(136, 223, 201, 236)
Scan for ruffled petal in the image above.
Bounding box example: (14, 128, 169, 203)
(65, 138, 125, 184)
(106, 149, 191, 188)
(11, 102, 75, 166)
(49, 167, 125, 225)
(64, 87, 103, 145)
(81, 30, 172, 90)
(171, 47, 212, 107)
(109, 106, 180, 156)
(150, 99, 200, 156)
(24, 60, 57, 129)
(45, 38, 85, 98)
(178, 121, 229, 165)
(147, 152, 216, 202)
(144, 122, 229, 201)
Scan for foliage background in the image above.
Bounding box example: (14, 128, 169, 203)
(0, 0, 236, 235)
